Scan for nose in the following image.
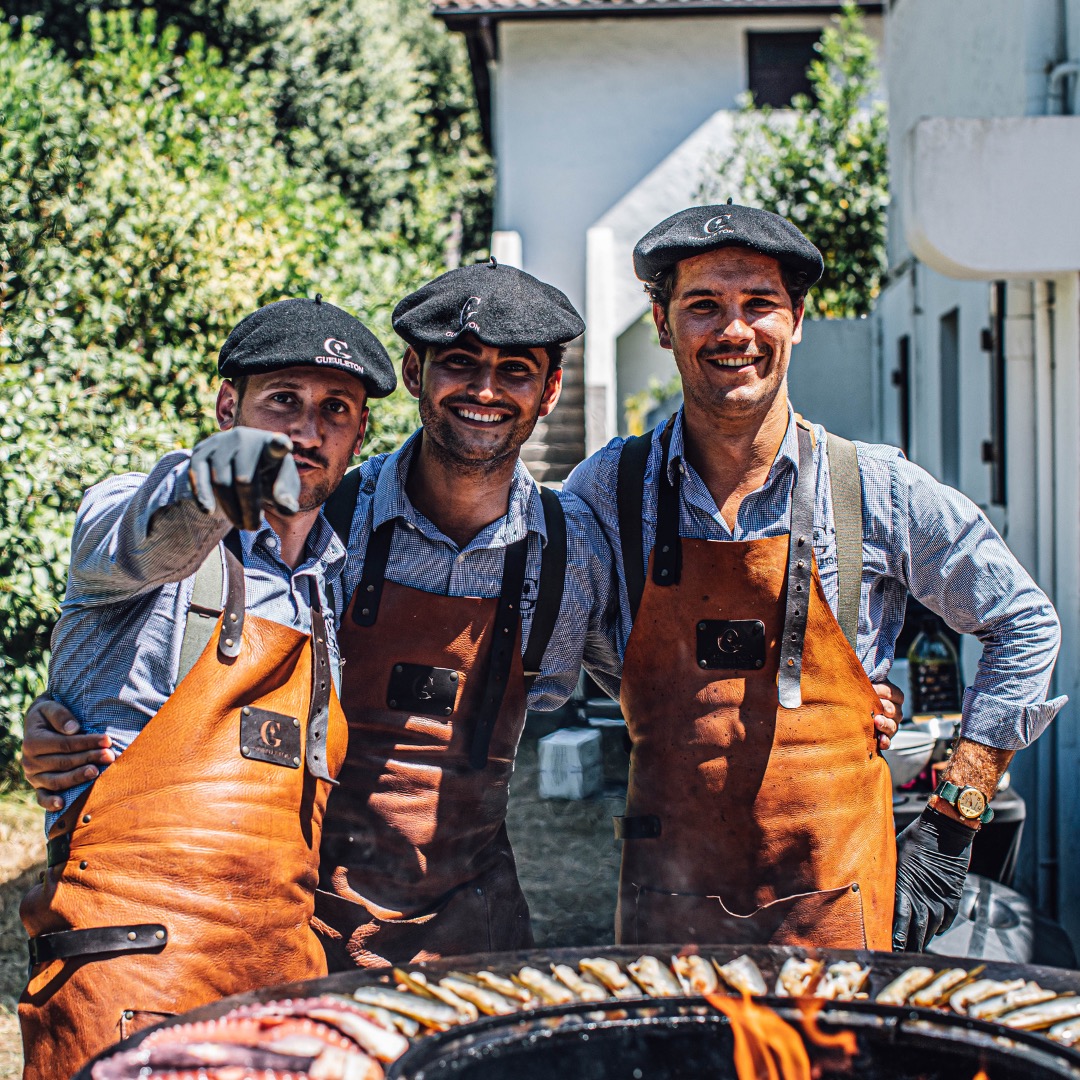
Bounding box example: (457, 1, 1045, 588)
(466, 364, 498, 403)
(288, 402, 322, 448)
(717, 309, 755, 346)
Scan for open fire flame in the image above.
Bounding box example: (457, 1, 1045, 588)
(704, 992, 991, 1080)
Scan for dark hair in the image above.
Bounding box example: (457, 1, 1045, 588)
(227, 375, 250, 402)
(544, 342, 566, 373)
(644, 258, 811, 311)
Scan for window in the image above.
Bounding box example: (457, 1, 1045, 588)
(746, 31, 821, 107)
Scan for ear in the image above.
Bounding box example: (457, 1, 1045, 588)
(401, 347, 422, 401)
(791, 300, 806, 346)
(216, 381, 239, 430)
(653, 302, 673, 351)
(354, 405, 370, 457)
(538, 366, 563, 419)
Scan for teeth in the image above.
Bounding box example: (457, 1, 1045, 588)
(456, 409, 503, 423)
(712, 357, 760, 368)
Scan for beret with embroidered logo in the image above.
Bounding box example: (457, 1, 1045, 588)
(392, 259, 584, 350)
(633, 204, 824, 288)
(218, 296, 396, 398)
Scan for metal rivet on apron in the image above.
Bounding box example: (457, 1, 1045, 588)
(698, 622, 706, 631)
(660, 568, 669, 577)
(475, 886, 484, 896)
(82, 814, 91, 824)
(443, 706, 452, 716)
(698, 660, 707, 668)
(293, 718, 300, 727)
(79, 861, 87, 870)
(242, 707, 251, 716)
(155, 930, 165, 940)
(798, 536, 806, 545)
(389, 699, 397, 708)
(229, 612, 237, 622)
(795, 584, 803, 592)
(241, 746, 250, 755)
(851, 883, 860, 893)
(361, 608, 370, 617)
(225, 638, 235, 647)
(366, 584, 375, 593)
(508, 603, 515, 610)
(787, 658, 795, 667)
(791, 633, 798, 641)
(123, 1010, 134, 1020)
(293, 757, 301, 766)
(755, 660, 764, 668)
(394, 664, 403, 673)
(797, 560, 805, 569)
(503, 627, 510, 634)
(450, 672, 458, 681)
(127, 932, 137, 941)
(348, 836, 355, 844)
(662, 545, 670, 553)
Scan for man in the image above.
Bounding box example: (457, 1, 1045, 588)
(566, 204, 1065, 953)
(18, 296, 395, 1079)
(311, 259, 621, 968)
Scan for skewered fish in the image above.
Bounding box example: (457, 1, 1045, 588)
(352, 985, 461, 1031)
(440, 974, 520, 1015)
(673, 954, 720, 995)
(998, 995, 1080, 1031)
(393, 968, 479, 1023)
(947, 978, 1027, 1014)
(628, 955, 685, 997)
(876, 967, 936, 1006)
(580, 957, 641, 999)
(515, 965, 577, 1005)
(775, 957, 824, 997)
(969, 982, 1057, 1022)
(910, 969, 971, 1007)
(1049, 1017, 1080, 1046)
(552, 963, 612, 1001)
(714, 955, 768, 997)
(475, 970, 537, 1004)
(815, 962, 870, 1001)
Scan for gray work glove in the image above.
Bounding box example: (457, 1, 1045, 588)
(189, 427, 300, 531)
(892, 806, 974, 952)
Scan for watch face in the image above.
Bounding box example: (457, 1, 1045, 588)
(956, 787, 987, 819)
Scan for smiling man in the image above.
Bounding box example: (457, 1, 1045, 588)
(310, 259, 619, 969)
(17, 297, 394, 1079)
(566, 204, 1065, 954)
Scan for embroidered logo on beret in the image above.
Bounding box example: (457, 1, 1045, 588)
(704, 213, 735, 236)
(446, 295, 483, 338)
(323, 337, 352, 359)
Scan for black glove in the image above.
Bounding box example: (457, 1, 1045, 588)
(188, 427, 300, 531)
(893, 806, 975, 952)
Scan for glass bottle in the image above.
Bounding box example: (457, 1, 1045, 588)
(907, 616, 962, 714)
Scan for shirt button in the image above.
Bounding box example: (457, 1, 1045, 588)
(266, 536, 277, 548)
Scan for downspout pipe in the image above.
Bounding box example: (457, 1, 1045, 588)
(1046, 61, 1080, 115)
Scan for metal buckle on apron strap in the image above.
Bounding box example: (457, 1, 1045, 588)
(27, 923, 168, 981)
(613, 815, 662, 840)
(46, 834, 70, 867)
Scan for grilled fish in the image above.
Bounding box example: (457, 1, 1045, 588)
(579, 957, 641, 999)
(474, 970, 537, 1005)
(352, 986, 460, 1031)
(673, 954, 720, 995)
(948, 978, 1026, 1014)
(910, 969, 972, 1008)
(440, 975, 520, 1016)
(628, 955, 684, 998)
(714, 955, 768, 997)
(999, 995, 1080, 1031)
(875, 967, 936, 1006)
(515, 966, 576, 1005)
(551, 963, 611, 1002)
(969, 983, 1057, 1022)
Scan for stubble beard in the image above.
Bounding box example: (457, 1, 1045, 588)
(418, 394, 540, 478)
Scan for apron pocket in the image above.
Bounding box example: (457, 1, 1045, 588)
(120, 1009, 175, 1041)
(632, 881, 866, 949)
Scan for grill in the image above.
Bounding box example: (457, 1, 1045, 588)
(76, 945, 1080, 1080)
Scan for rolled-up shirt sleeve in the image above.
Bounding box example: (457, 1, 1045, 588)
(892, 455, 1066, 749)
(67, 450, 232, 606)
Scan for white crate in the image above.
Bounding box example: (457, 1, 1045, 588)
(537, 727, 603, 800)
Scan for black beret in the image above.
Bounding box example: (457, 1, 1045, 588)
(218, 297, 396, 398)
(633, 204, 824, 288)
(392, 260, 584, 350)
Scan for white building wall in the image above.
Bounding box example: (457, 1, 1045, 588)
(493, 13, 882, 310)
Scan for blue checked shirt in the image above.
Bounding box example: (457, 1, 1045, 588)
(47, 450, 347, 828)
(564, 407, 1065, 751)
(341, 431, 621, 711)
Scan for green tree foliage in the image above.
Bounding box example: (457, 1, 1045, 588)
(0, 5, 485, 780)
(700, 0, 887, 319)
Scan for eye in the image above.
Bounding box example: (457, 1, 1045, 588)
(270, 392, 297, 405)
(324, 400, 349, 415)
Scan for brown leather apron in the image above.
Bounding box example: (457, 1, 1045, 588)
(314, 520, 534, 970)
(19, 541, 347, 1080)
(616, 424, 896, 951)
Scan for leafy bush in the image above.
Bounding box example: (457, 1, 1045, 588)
(0, 6, 477, 780)
(700, 0, 887, 319)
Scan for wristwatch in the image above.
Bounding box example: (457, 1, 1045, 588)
(932, 779, 994, 824)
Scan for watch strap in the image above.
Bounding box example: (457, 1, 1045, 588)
(933, 779, 994, 823)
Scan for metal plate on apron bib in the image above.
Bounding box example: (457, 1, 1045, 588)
(696, 619, 766, 671)
(386, 664, 460, 716)
(239, 707, 301, 768)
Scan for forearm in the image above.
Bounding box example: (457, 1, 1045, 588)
(929, 737, 1016, 828)
(70, 452, 230, 603)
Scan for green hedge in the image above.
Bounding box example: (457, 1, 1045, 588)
(0, 6, 490, 781)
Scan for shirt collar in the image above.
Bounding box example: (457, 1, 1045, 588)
(240, 509, 347, 575)
(665, 404, 802, 487)
(372, 429, 548, 548)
